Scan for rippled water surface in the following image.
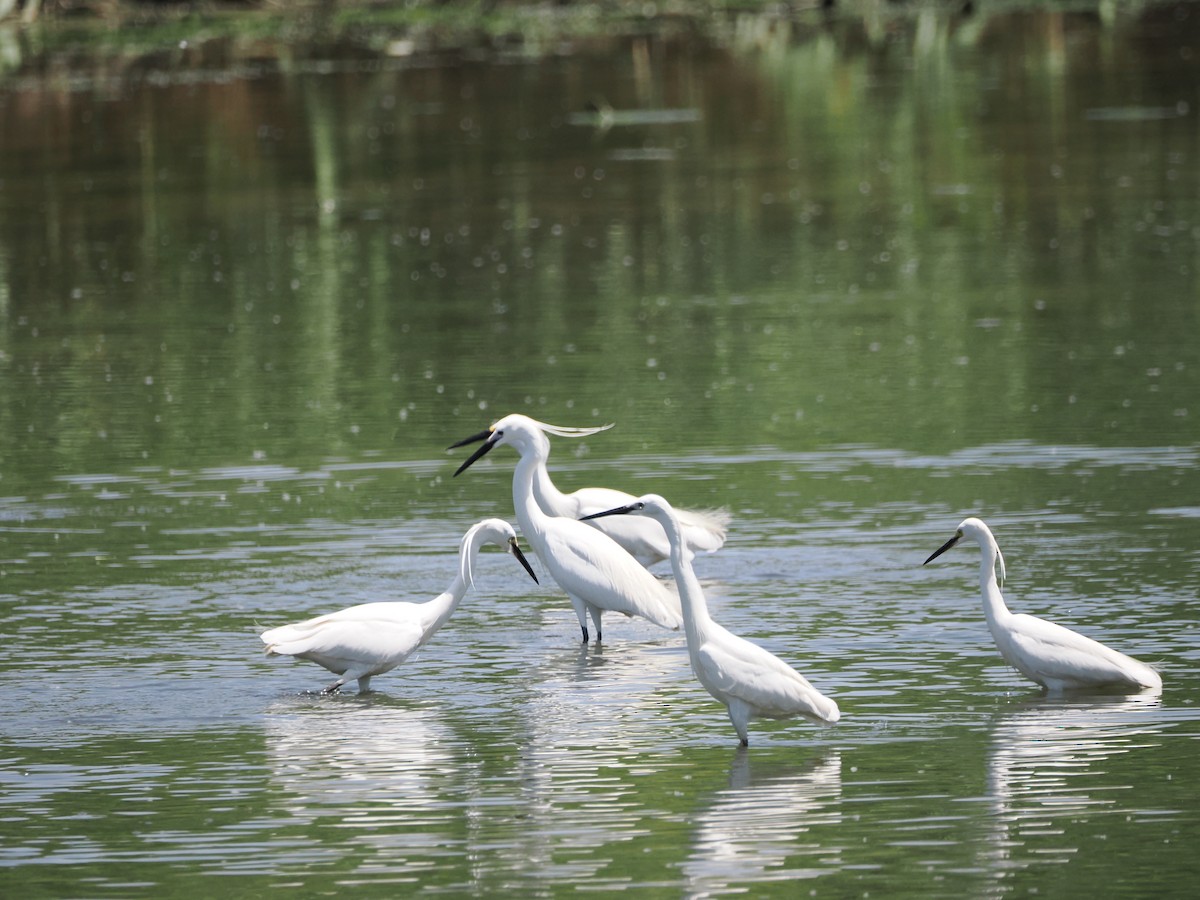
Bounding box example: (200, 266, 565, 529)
(2, 4, 1199, 896)
(2, 447, 1194, 895)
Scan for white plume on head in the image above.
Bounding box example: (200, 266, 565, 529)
(460, 520, 484, 590)
(529, 419, 615, 439)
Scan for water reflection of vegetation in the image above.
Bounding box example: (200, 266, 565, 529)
(0, 3, 1196, 485)
(0, 1, 1182, 73)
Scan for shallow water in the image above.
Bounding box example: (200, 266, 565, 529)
(1, 446, 1194, 895)
(2, 4, 1199, 896)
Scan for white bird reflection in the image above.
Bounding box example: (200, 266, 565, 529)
(264, 695, 460, 827)
(683, 751, 843, 895)
(523, 635, 692, 747)
(486, 638, 695, 884)
(979, 693, 1166, 882)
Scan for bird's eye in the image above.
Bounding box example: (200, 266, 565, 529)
(634, 502, 645, 510)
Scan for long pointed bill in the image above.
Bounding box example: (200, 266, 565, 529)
(509, 538, 539, 584)
(447, 428, 493, 451)
(924, 533, 961, 566)
(580, 503, 638, 521)
(450, 430, 497, 476)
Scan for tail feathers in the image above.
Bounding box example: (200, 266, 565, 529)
(627, 591, 682, 631)
(677, 507, 732, 552)
(1096, 638, 1162, 691)
(694, 507, 733, 530)
(655, 610, 683, 631)
(261, 622, 320, 656)
(651, 582, 684, 631)
(812, 693, 841, 724)
(262, 636, 318, 658)
(1128, 659, 1163, 691)
(637, 600, 682, 631)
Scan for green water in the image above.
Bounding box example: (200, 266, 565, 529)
(1, 4, 1198, 897)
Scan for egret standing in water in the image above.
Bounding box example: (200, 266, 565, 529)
(585, 494, 840, 745)
(450, 415, 683, 643)
(261, 519, 538, 693)
(451, 414, 728, 567)
(923, 517, 1162, 693)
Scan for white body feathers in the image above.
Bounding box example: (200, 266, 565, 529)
(590, 493, 840, 745)
(452, 414, 684, 642)
(926, 517, 1162, 694)
(261, 518, 536, 693)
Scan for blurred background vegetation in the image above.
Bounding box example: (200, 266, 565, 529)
(2, 0, 1195, 477)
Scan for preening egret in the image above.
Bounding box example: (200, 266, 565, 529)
(451, 413, 728, 567)
(261, 519, 538, 693)
(584, 494, 840, 745)
(923, 517, 1162, 693)
(450, 415, 683, 643)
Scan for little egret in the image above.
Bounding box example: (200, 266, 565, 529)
(450, 415, 683, 642)
(584, 494, 840, 745)
(261, 519, 538, 693)
(450, 413, 728, 567)
(923, 517, 1162, 693)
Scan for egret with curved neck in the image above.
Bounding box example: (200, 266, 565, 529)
(584, 494, 840, 745)
(450, 415, 683, 643)
(924, 517, 1162, 694)
(261, 519, 538, 693)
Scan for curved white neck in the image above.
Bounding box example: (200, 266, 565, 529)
(512, 452, 552, 549)
(422, 532, 490, 636)
(659, 513, 713, 641)
(422, 577, 468, 637)
(978, 543, 1011, 627)
(528, 442, 570, 514)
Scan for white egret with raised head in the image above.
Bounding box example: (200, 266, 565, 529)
(450, 415, 683, 642)
(451, 414, 727, 567)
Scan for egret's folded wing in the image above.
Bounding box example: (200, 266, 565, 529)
(697, 633, 837, 722)
(263, 614, 424, 665)
(541, 519, 682, 628)
(1007, 614, 1155, 686)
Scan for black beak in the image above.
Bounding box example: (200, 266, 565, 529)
(924, 533, 961, 566)
(449, 429, 496, 477)
(581, 503, 639, 521)
(509, 538, 539, 584)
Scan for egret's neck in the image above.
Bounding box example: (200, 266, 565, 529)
(422, 536, 485, 635)
(978, 542, 1011, 627)
(659, 514, 713, 642)
(422, 578, 468, 637)
(525, 435, 569, 513)
(512, 452, 551, 549)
